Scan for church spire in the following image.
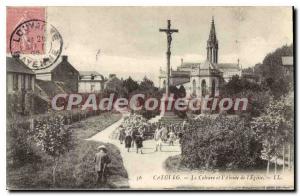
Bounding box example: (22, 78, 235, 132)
(208, 16, 217, 42)
(207, 16, 218, 64)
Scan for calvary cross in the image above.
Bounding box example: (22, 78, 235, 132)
(159, 20, 178, 96)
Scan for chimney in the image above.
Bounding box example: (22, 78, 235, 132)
(62, 55, 68, 61)
(109, 74, 116, 79)
(43, 58, 49, 64)
(12, 53, 20, 59)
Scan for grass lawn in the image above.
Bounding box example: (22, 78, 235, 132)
(69, 112, 122, 139)
(164, 155, 189, 172)
(7, 112, 128, 190)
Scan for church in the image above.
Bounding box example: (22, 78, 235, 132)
(159, 18, 242, 97)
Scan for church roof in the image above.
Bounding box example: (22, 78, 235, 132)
(6, 57, 35, 75)
(180, 62, 200, 68)
(172, 78, 190, 86)
(175, 81, 190, 87)
(170, 70, 190, 77)
(201, 60, 217, 69)
(189, 60, 222, 77)
(216, 63, 240, 70)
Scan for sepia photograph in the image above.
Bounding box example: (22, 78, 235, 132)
(5, 5, 294, 190)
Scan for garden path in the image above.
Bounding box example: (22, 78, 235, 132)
(88, 115, 182, 189)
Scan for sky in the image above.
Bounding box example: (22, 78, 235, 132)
(47, 6, 293, 85)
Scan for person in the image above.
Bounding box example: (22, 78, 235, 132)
(131, 127, 139, 148)
(94, 145, 111, 185)
(168, 130, 176, 146)
(161, 125, 168, 142)
(118, 126, 125, 144)
(124, 129, 132, 152)
(135, 132, 144, 154)
(154, 125, 163, 152)
(178, 121, 186, 145)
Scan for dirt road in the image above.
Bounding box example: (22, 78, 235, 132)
(88, 117, 181, 189)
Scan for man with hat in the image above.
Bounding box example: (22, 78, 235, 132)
(94, 145, 111, 185)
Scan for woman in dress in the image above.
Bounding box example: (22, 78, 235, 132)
(154, 124, 163, 152)
(119, 126, 126, 144)
(161, 126, 169, 142)
(168, 130, 176, 146)
(124, 129, 132, 152)
(135, 131, 144, 154)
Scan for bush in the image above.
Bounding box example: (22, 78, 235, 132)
(7, 112, 128, 189)
(7, 140, 128, 189)
(7, 124, 41, 168)
(181, 114, 263, 170)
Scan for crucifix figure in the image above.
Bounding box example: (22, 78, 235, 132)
(159, 20, 178, 96)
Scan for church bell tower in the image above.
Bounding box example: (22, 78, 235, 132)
(207, 17, 218, 64)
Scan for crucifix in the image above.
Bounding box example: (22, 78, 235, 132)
(159, 20, 178, 96)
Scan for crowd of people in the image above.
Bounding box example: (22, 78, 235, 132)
(117, 114, 185, 154)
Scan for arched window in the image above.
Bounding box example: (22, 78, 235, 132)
(211, 79, 216, 97)
(192, 79, 196, 96)
(201, 80, 207, 96)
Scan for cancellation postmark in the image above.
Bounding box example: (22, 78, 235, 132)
(10, 19, 63, 70)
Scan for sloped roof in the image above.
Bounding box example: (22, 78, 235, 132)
(172, 78, 190, 86)
(201, 60, 217, 69)
(180, 62, 200, 69)
(216, 63, 240, 70)
(175, 81, 190, 88)
(35, 79, 70, 98)
(34, 56, 79, 74)
(170, 70, 190, 77)
(6, 57, 35, 75)
(79, 71, 102, 76)
(34, 60, 60, 74)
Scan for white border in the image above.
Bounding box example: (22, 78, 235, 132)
(0, 1, 298, 195)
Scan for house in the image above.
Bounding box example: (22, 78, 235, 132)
(34, 55, 79, 93)
(7, 56, 35, 94)
(6, 56, 36, 115)
(282, 56, 293, 76)
(78, 71, 105, 93)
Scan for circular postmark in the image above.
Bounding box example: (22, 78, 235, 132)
(10, 19, 63, 70)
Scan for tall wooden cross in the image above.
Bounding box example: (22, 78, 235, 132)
(159, 20, 178, 96)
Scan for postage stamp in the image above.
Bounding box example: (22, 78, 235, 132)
(7, 7, 63, 70)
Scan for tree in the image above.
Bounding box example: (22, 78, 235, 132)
(251, 97, 293, 174)
(261, 77, 290, 99)
(255, 44, 293, 99)
(104, 76, 126, 97)
(181, 114, 262, 170)
(223, 75, 261, 96)
(7, 123, 41, 167)
(261, 44, 293, 80)
(34, 114, 73, 186)
(123, 77, 139, 95)
(139, 76, 154, 90)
